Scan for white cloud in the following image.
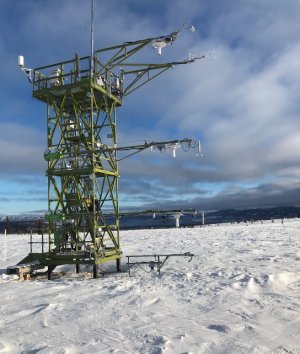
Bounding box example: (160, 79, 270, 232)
(1, 0, 300, 211)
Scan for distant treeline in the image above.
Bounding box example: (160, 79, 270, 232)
(0, 218, 46, 234)
(1, 206, 300, 234)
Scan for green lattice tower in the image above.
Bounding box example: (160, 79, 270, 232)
(33, 55, 122, 276)
(24, 29, 205, 278)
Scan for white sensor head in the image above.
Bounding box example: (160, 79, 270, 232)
(18, 55, 24, 68)
(152, 40, 167, 55)
(169, 143, 179, 158)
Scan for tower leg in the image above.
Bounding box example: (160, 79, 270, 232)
(116, 258, 121, 272)
(93, 264, 99, 278)
(48, 265, 55, 280)
(75, 264, 80, 274)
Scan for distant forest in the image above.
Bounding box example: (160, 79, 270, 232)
(1, 206, 300, 234)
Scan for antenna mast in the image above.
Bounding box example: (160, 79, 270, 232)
(90, 0, 94, 75)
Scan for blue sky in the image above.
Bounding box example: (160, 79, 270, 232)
(1, 0, 300, 215)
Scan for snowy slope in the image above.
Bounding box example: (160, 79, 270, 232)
(0, 220, 299, 354)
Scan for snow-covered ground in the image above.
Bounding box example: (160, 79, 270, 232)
(0, 220, 299, 354)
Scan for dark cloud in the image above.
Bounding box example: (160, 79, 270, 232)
(131, 182, 300, 211)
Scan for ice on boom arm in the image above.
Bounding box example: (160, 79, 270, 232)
(43, 139, 202, 163)
(18, 22, 211, 98)
(151, 21, 196, 55)
(93, 22, 211, 97)
(110, 138, 202, 161)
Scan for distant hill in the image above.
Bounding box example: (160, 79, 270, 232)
(1, 206, 300, 233)
(204, 206, 300, 224)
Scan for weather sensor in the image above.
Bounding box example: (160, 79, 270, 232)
(18, 55, 33, 83)
(152, 22, 196, 55)
(18, 55, 24, 68)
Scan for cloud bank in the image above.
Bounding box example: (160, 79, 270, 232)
(1, 0, 300, 213)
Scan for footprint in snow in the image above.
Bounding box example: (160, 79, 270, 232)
(207, 324, 230, 333)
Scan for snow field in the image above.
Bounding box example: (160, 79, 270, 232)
(0, 220, 299, 353)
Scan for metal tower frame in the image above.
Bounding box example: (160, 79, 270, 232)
(18, 29, 206, 278)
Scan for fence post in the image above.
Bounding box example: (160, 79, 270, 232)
(3, 229, 7, 262)
(30, 230, 33, 254)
